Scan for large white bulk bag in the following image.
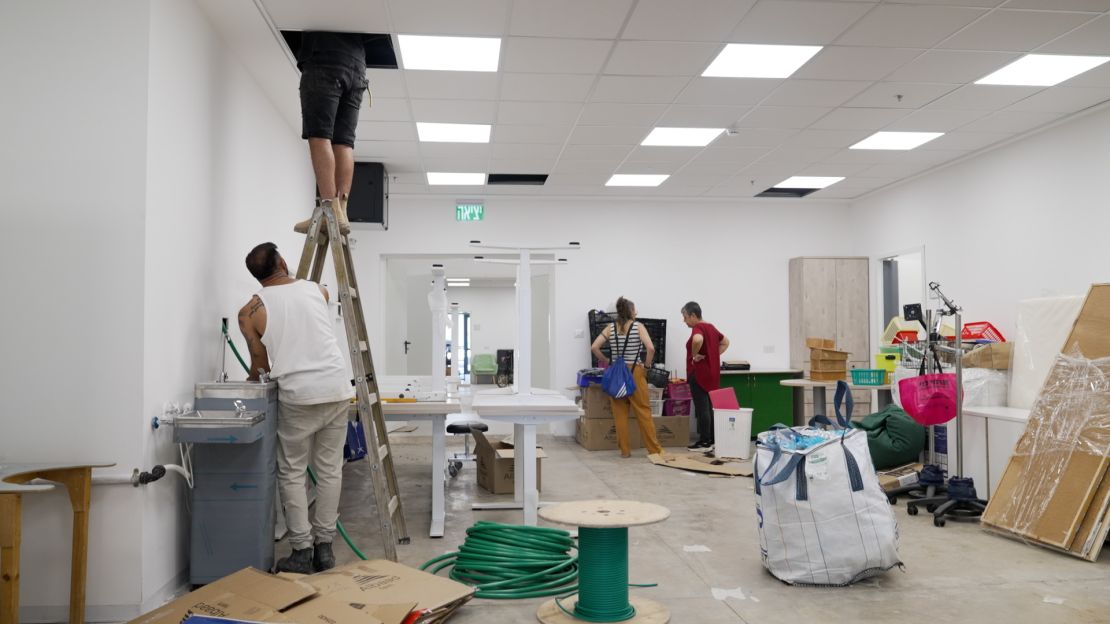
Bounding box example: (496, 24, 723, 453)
(754, 382, 902, 586)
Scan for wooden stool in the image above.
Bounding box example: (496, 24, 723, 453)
(1, 463, 113, 624)
(537, 500, 671, 624)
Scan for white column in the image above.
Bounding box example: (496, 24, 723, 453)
(450, 303, 462, 379)
(515, 249, 532, 395)
(430, 414, 446, 537)
(429, 266, 448, 396)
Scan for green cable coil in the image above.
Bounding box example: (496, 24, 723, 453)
(421, 522, 580, 600)
(224, 324, 369, 561)
(564, 527, 636, 622)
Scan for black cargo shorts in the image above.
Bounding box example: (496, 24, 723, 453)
(299, 63, 367, 148)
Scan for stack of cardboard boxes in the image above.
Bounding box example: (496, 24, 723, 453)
(807, 337, 850, 381)
(575, 384, 691, 450)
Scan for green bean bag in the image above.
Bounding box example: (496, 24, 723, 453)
(852, 404, 926, 470)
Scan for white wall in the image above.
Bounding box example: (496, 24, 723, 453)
(452, 287, 518, 359)
(0, 1, 151, 616)
(353, 197, 856, 406)
(0, 0, 314, 619)
(851, 103, 1110, 342)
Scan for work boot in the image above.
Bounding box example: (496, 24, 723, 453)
(275, 547, 314, 574)
(335, 194, 351, 234)
(313, 541, 336, 572)
(292, 199, 324, 235)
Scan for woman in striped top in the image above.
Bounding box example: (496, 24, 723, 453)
(591, 297, 664, 458)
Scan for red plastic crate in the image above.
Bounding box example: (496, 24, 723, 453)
(961, 321, 1005, 342)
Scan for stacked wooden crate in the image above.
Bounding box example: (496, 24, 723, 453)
(807, 337, 850, 381)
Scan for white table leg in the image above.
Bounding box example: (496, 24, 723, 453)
(812, 386, 828, 421)
(430, 415, 446, 538)
(520, 424, 539, 526)
(514, 423, 526, 504)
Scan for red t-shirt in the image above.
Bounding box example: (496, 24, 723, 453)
(686, 322, 724, 390)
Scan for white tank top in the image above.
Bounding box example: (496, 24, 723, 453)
(256, 280, 354, 405)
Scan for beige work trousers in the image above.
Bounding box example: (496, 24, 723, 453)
(276, 399, 349, 550)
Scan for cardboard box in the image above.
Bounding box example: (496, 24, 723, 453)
(962, 342, 1013, 370)
(810, 359, 849, 372)
(576, 417, 641, 451)
(806, 337, 835, 349)
(472, 430, 545, 494)
(302, 560, 473, 624)
(809, 370, 847, 381)
(581, 384, 613, 419)
(810, 348, 849, 361)
(982, 284, 1110, 561)
(877, 463, 923, 493)
(652, 416, 692, 447)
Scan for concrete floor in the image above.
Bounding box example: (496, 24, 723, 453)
(285, 434, 1110, 624)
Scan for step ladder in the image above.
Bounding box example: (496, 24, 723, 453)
(295, 202, 409, 560)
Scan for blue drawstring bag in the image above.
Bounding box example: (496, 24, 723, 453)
(601, 321, 639, 399)
(344, 416, 368, 462)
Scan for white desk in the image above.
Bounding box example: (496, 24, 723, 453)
(780, 378, 893, 425)
(353, 400, 462, 538)
(471, 388, 579, 526)
(962, 406, 1031, 498)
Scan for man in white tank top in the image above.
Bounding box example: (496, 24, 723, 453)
(239, 242, 355, 574)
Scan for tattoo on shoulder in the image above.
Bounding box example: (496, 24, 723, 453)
(247, 298, 264, 317)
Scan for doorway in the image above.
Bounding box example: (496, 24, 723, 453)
(878, 248, 926, 331)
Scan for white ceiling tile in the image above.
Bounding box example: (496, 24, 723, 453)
(623, 0, 756, 41)
(799, 162, 877, 177)
(737, 162, 812, 188)
(372, 157, 424, 172)
(927, 84, 1043, 110)
(497, 101, 583, 125)
(809, 108, 911, 130)
(552, 160, 622, 175)
(885, 50, 1022, 84)
(758, 146, 838, 164)
(500, 73, 595, 102)
(567, 126, 651, 145)
(387, 183, 429, 193)
(1038, 14, 1110, 55)
(860, 161, 938, 179)
(685, 153, 760, 174)
(510, 0, 634, 38)
(1063, 61, 1110, 88)
(729, 1, 875, 45)
(386, 0, 509, 36)
(420, 143, 492, 160)
(836, 5, 989, 48)
(896, 148, 971, 164)
(1002, 0, 1110, 12)
(883, 108, 990, 132)
(262, 0, 390, 30)
(614, 162, 679, 175)
(404, 71, 500, 100)
(782, 128, 873, 148)
(501, 38, 613, 74)
(558, 145, 635, 161)
(410, 99, 498, 123)
(663, 172, 733, 187)
(591, 76, 691, 104)
(490, 142, 564, 160)
(359, 98, 412, 121)
(624, 146, 705, 163)
(491, 124, 573, 144)
(709, 128, 797, 148)
(655, 105, 749, 127)
(916, 132, 1011, 151)
(677, 78, 783, 105)
(823, 148, 901, 164)
(937, 9, 1095, 52)
(604, 41, 721, 76)
(763, 80, 872, 107)
(367, 69, 408, 99)
(736, 106, 833, 129)
(488, 158, 556, 173)
(352, 121, 417, 141)
(958, 109, 1064, 133)
(353, 140, 421, 160)
(1004, 86, 1110, 113)
(886, 0, 1002, 7)
(381, 172, 426, 185)
(808, 186, 869, 199)
(544, 172, 611, 186)
(793, 47, 923, 82)
(579, 103, 668, 126)
(846, 82, 960, 108)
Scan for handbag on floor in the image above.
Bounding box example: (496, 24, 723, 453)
(601, 322, 639, 399)
(755, 381, 902, 586)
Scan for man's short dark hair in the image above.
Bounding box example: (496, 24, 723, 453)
(682, 301, 702, 319)
(246, 242, 281, 281)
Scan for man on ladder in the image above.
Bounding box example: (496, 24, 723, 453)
(239, 243, 353, 573)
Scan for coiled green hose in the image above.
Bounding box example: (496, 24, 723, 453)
(224, 324, 368, 560)
(421, 522, 579, 599)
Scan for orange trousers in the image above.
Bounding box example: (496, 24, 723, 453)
(610, 365, 663, 456)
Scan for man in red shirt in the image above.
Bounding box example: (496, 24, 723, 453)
(682, 302, 730, 451)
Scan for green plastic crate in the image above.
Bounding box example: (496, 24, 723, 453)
(851, 368, 887, 386)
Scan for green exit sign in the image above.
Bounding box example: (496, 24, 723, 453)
(456, 201, 484, 221)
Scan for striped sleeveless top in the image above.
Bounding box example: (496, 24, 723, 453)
(610, 321, 643, 363)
